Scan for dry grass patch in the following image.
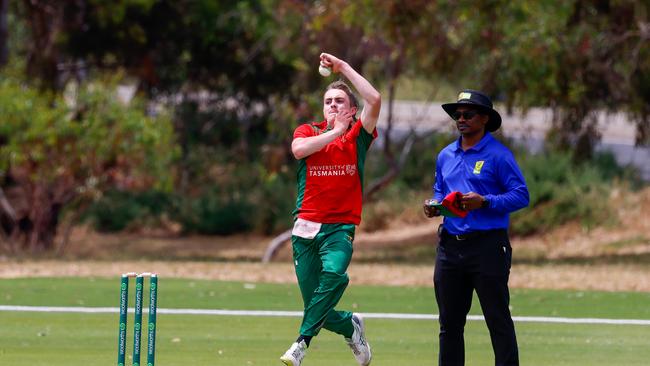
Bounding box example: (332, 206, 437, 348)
(2, 260, 650, 292)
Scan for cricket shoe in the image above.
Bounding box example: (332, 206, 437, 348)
(280, 340, 307, 366)
(345, 313, 372, 365)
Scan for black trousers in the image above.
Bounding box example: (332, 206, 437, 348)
(434, 228, 519, 366)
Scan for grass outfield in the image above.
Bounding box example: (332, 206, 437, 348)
(1, 277, 650, 365)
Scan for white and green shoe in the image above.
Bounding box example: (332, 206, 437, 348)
(280, 340, 307, 366)
(345, 313, 372, 365)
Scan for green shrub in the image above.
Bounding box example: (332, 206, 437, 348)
(172, 187, 253, 235)
(84, 160, 297, 236)
(170, 162, 295, 235)
(85, 192, 141, 232)
(250, 172, 295, 234)
(509, 151, 629, 236)
(85, 190, 173, 232)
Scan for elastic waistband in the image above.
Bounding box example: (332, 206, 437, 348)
(439, 227, 507, 241)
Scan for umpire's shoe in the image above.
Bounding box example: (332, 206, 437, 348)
(280, 340, 307, 366)
(345, 313, 372, 365)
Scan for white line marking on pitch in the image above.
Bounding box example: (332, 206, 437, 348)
(1, 305, 649, 326)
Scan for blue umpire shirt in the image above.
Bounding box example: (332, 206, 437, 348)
(433, 132, 529, 235)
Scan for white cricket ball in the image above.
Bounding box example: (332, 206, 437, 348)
(319, 65, 332, 77)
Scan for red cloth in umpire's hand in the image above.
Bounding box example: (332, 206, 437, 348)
(442, 191, 468, 218)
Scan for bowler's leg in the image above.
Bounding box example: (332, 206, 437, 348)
(300, 225, 354, 337)
(292, 235, 324, 336)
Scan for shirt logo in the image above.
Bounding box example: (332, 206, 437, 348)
(345, 164, 356, 176)
(473, 160, 485, 174)
(309, 164, 357, 177)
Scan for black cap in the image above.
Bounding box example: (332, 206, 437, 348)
(442, 89, 502, 132)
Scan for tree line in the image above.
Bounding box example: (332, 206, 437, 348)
(0, 0, 647, 252)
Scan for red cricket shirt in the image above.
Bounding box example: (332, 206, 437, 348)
(292, 119, 377, 225)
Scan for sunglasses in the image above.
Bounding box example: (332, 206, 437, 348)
(452, 110, 480, 121)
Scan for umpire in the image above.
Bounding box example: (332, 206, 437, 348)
(424, 90, 529, 366)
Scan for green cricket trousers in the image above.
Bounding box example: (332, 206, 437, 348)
(292, 222, 356, 338)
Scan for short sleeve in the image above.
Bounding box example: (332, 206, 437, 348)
(293, 124, 317, 139)
(354, 120, 377, 151)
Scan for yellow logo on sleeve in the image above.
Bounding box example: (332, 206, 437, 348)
(473, 161, 485, 174)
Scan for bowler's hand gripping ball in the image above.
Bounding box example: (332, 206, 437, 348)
(319, 64, 332, 77)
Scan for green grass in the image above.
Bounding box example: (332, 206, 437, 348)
(1, 277, 650, 365)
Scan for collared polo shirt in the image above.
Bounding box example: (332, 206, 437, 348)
(433, 133, 529, 235)
(292, 120, 377, 225)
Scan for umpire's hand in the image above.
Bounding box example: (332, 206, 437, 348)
(423, 199, 441, 218)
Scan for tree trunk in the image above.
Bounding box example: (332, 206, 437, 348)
(0, 0, 8, 67)
(23, 184, 59, 252)
(2, 180, 69, 253)
(23, 0, 64, 90)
